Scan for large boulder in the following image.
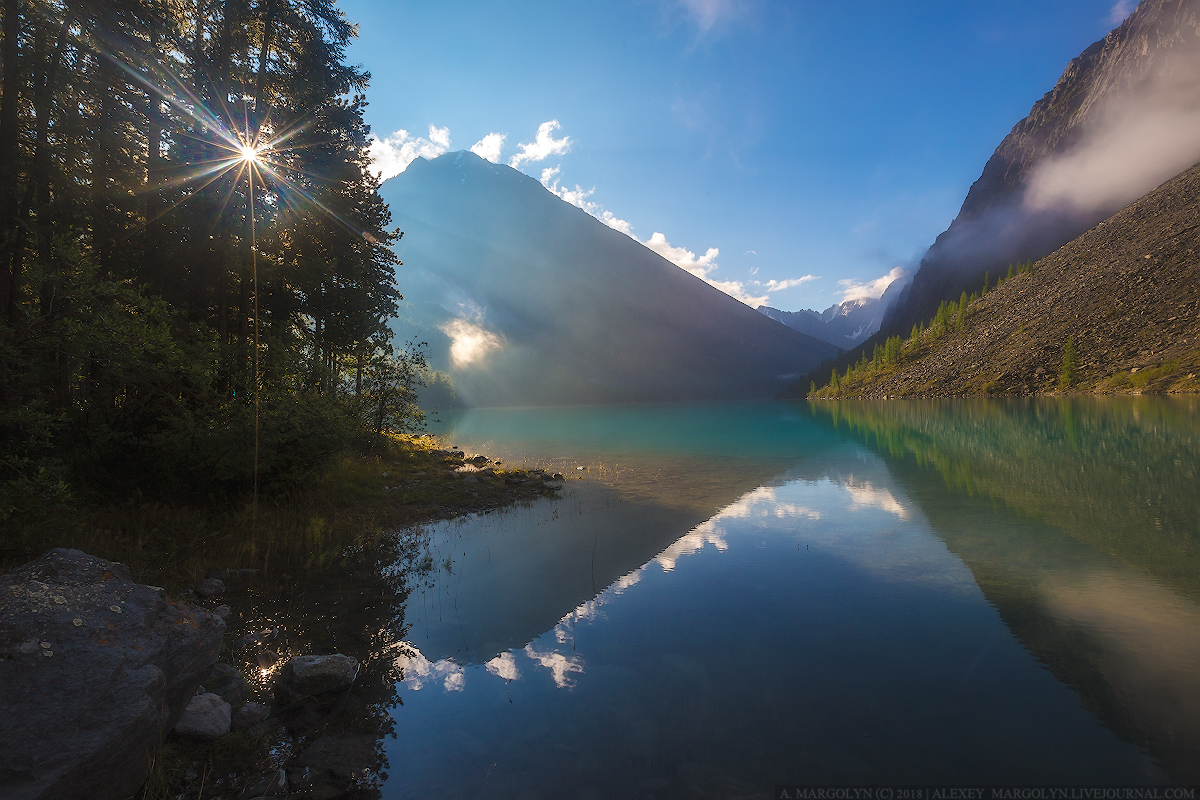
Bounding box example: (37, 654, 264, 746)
(0, 549, 224, 800)
(203, 662, 248, 705)
(278, 654, 359, 700)
(173, 693, 231, 741)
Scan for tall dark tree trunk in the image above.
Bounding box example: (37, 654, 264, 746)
(144, 24, 166, 292)
(0, 0, 23, 321)
(252, 0, 276, 135)
(14, 10, 72, 317)
(93, 53, 117, 277)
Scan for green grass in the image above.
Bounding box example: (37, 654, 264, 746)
(0, 434, 559, 590)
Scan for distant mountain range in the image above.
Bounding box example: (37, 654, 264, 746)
(379, 152, 838, 406)
(757, 277, 907, 350)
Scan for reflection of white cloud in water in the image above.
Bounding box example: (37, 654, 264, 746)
(845, 479, 909, 519)
(613, 570, 643, 592)
(439, 318, 503, 368)
(395, 644, 465, 692)
(524, 643, 584, 688)
(484, 651, 520, 681)
(656, 486, 821, 571)
(655, 523, 728, 572)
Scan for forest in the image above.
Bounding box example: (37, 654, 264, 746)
(0, 0, 423, 519)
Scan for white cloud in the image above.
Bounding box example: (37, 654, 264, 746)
(540, 166, 635, 234)
(439, 318, 504, 368)
(368, 125, 451, 182)
(762, 276, 818, 292)
(485, 651, 520, 681)
(837, 266, 906, 304)
(1107, 0, 1137, 25)
(541, 164, 811, 309)
(510, 120, 572, 169)
(470, 132, 506, 163)
(643, 232, 771, 306)
(394, 644, 465, 692)
(524, 644, 585, 688)
(845, 480, 910, 520)
(643, 231, 720, 274)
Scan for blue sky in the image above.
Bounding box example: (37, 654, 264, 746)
(341, 0, 1133, 312)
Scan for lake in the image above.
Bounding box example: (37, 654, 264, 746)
(228, 398, 1200, 797)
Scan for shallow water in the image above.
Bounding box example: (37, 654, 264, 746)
(232, 399, 1200, 795)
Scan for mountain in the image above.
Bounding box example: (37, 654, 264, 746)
(758, 277, 908, 349)
(880, 0, 1200, 337)
(812, 159, 1200, 397)
(379, 152, 839, 406)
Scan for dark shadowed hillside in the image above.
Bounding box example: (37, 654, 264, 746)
(813, 160, 1200, 397)
(881, 0, 1200, 336)
(380, 152, 838, 406)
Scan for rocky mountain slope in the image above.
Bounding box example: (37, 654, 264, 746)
(814, 160, 1200, 397)
(380, 152, 838, 406)
(882, 0, 1200, 337)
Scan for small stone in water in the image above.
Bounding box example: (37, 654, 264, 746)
(110, 605, 122, 613)
(40, 641, 51, 649)
(43, 651, 53, 657)
(72, 618, 83, 627)
(52, 596, 66, 604)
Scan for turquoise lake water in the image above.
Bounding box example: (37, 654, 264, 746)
(233, 398, 1200, 797)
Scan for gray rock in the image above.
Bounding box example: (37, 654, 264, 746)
(0, 549, 224, 800)
(194, 577, 226, 599)
(174, 693, 231, 741)
(212, 604, 231, 619)
(232, 701, 271, 731)
(278, 654, 359, 700)
(205, 662, 249, 705)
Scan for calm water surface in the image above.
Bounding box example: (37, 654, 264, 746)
(231, 399, 1200, 797)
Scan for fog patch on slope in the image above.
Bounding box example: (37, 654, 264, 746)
(440, 319, 504, 368)
(1026, 63, 1200, 217)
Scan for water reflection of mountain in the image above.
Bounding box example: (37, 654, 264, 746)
(814, 398, 1200, 782)
(403, 461, 811, 667)
(409, 404, 845, 665)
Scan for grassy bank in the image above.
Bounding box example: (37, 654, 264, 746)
(0, 434, 562, 590)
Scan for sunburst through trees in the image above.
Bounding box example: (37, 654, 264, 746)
(0, 0, 423, 510)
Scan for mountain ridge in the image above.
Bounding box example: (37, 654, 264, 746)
(381, 151, 839, 406)
(811, 159, 1200, 398)
(875, 0, 1200, 340)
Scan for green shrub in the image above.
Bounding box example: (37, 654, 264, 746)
(1058, 337, 1078, 391)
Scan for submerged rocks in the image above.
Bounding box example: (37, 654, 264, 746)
(232, 701, 271, 731)
(287, 733, 379, 799)
(0, 548, 224, 800)
(204, 662, 249, 705)
(278, 654, 359, 700)
(195, 576, 226, 599)
(174, 693, 231, 741)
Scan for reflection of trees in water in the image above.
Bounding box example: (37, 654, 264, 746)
(223, 526, 437, 796)
(813, 397, 1200, 783)
(814, 397, 1200, 600)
